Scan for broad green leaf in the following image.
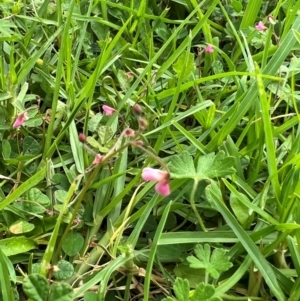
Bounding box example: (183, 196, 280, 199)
(62, 232, 84, 256)
(168, 151, 196, 178)
(17, 188, 50, 214)
(53, 260, 74, 280)
(23, 136, 41, 155)
(84, 292, 97, 301)
(173, 277, 190, 301)
(88, 113, 103, 132)
(0, 236, 36, 256)
(191, 283, 221, 301)
(86, 136, 101, 149)
(187, 244, 232, 279)
(48, 283, 73, 301)
(230, 194, 253, 229)
(196, 152, 235, 179)
(23, 274, 49, 301)
(2, 139, 11, 159)
(0, 19, 20, 39)
(0, 163, 46, 210)
(153, 20, 171, 41)
(97, 126, 113, 145)
(55, 190, 68, 203)
(231, 0, 243, 13)
(174, 264, 206, 288)
(169, 151, 235, 180)
(9, 220, 35, 234)
(173, 51, 195, 82)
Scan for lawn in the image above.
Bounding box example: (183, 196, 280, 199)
(1, 0, 300, 300)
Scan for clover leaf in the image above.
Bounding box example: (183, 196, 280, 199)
(168, 151, 235, 180)
(187, 244, 233, 279)
(162, 277, 221, 301)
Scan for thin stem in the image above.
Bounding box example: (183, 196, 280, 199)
(190, 180, 207, 232)
(131, 142, 170, 172)
(205, 271, 209, 284)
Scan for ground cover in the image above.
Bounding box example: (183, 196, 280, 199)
(1, 0, 300, 300)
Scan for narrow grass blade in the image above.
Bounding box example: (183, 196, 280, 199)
(206, 181, 286, 301)
(254, 62, 280, 199)
(143, 201, 172, 301)
(0, 167, 46, 210)
(240, 0, 263, 29)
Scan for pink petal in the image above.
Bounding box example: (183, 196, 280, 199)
(13, 112, 29, 128)
(102, 105, 116, 116)
(93, 154, 103, 164)
(205, 45, 214, 53)
(255, 21, 268, 31)
(155, 182, 171, 196)
(142, 168, 168, 182)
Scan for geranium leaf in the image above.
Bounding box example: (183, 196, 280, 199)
(196, 151, 235, 179)
(187, 244, 232, 279)
(173, 278, 190, 301)
(168, 151, 235, 180)
(168, 151, 196, 179)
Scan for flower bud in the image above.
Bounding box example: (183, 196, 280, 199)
(132, 104, 142, 115)
(139, 117, 148, 130)
(102, 105, 116, 116)
(267, 15, 276, 25)
(78, 133, 86, 143)
(134, 140, 144, 146)
(142, 168, 169, 182)
(205, 45, 214, 53)
(124, 128, 135, 137)
(155, 182, 171, 196)
(13, 112, 29, 128)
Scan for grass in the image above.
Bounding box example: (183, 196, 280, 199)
(1, 0, 300, 300)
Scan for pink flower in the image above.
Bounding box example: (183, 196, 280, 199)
(155, 182, 171, 196)
(102, 105, 116, 116)
(205, 45, 214, 53)
(93, 154, 103, 164)
(142, 168, 171, 197)
(13, 112, 29, 128)
(142, 168, 169, 182)
(255, 21, 268, 31)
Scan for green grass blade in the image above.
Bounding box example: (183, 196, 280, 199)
(0, 167, 46, 210)
(143, 201, 172, 301)
(206, 181, 286, 301)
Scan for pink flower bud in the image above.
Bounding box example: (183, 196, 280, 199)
(124, 128, 135, 137)
(139, 117, 148, 130)
(102, 105, 116, 116)
(78, 133, 86, 143)
(142, 168, 171, 197)
(155, 181, 171, 196)
(142, 168, 169, 182)
(13, 112, 29, 128)
(135, 140, 144, 146)
(255, 21, 268, 31)
(93, 154, 103, 164)
(132, 104, 142, 115)
(205, 44, 214, 53)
